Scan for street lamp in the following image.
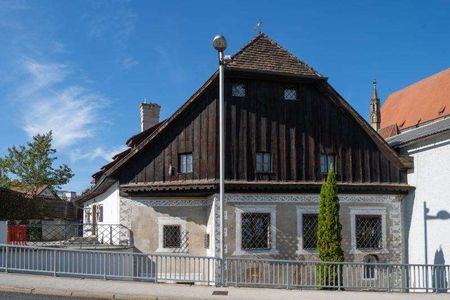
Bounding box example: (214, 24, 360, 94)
(213, 35, 227, 262)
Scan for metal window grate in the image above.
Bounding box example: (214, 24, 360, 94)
(232, 83, 246, 97)
(302, 214, 318, 249)
(163, 225, 181, 248)
(241, 213, 271, 250)
(284, 89, 297, 100)
(356, 215, 382, 249)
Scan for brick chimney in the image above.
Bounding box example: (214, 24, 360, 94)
(140, 102, 160, 132)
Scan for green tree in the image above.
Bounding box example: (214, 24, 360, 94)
(0, 132, 73, 196)
(317, 164, 344, 289)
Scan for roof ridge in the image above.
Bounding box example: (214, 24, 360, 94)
(229, 33, 266, 61)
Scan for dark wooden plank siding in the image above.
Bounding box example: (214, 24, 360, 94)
(118, 75, 406, 185)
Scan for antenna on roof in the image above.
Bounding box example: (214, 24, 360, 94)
(255, 19, 263, 34)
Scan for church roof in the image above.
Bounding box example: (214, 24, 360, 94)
(381, 68, 450, 131)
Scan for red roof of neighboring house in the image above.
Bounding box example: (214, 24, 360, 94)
(380, 68, 450, 131)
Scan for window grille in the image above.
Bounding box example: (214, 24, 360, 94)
(320, 154, 335, 174)
(178, 153, 193, 174)
(302, 214, 318, 249)
(241, 213, 271, 250)
(232, 83, 246, 97)
(284, 89, 297, 100)
(163, 225, 181, 248)
(356, 215, 382, 249)
(256, 152, 271, 173)
(363, 255, 378, 279)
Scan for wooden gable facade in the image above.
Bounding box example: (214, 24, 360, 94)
(81, 34, 412, 201)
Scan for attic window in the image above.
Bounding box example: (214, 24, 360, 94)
(178, 153, 193, 174)
(284, 88, 297, 100)
(232, 83, 246, 97)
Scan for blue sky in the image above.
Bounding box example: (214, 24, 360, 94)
(0, 0, 448, 193)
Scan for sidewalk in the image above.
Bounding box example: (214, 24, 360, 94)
(0, 273, 449, 300)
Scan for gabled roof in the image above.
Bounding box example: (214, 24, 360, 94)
(226, 33, 323, 78)
(381, 68, 450, 130)
(379, 124, 400, 139)
(77, 33, 410, 203)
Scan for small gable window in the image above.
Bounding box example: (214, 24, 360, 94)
(284, 88, 297, 100)
(320, 154, 335, 174)
(256, 152, 271, 173)
(178, 153, 193, 174)
(232, 83, 246, 97)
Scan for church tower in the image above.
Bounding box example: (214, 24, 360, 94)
(370, 80, 381, 131)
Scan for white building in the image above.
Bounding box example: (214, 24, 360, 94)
(379, 68, 450, 290)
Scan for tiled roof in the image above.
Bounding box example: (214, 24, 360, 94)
(379, 124, 399, 139)
(380, 68, 450, 130)
(227, 33, 323, 78)
(387, 117, 450, 147)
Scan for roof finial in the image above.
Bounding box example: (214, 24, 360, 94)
(255, 19, 263, 34)
(371, 79, 379, 100)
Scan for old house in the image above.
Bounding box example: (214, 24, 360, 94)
(77, 34, 413, 267)
(378, 68, 450, 269)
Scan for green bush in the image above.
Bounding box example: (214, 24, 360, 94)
(317, 164, 344, 289)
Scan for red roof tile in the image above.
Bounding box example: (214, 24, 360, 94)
(381, 68, 450, 130)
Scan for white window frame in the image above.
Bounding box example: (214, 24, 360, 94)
(350, 207, 387, 254)
(256, 152, 271, 173)
(157, 217, 188, 253)
(96, 204, 103, 223)
(234, 205, 278, 255)
(178, 153, 193, 174)
(84, 207, 91, 224)
(296, 206, 319, 254)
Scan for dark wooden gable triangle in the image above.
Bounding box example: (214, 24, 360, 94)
(227, 33, 323, 78)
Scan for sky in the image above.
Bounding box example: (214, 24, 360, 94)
(0, 0, 448, 193)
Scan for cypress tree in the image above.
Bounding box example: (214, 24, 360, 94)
(317, 164, 344, 288)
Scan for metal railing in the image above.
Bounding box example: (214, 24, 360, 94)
(7, 224, 131, 248)
(0, 244, 215, 284)
(0, 244, 449, 293)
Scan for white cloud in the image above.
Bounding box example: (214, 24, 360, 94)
(70, 145, 128, 163)
(17, 59, 108, 149)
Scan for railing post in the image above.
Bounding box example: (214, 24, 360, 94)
(53, 249, 57, 277)
(220, 258, 224, 287)
(337, 264, 341, 291)
(103, 252, 107, 280)
(109, 225, 113, 245)
(286, 263, 290, 289)
(5, 245, 8, 273)
(387, 265, 392, 292)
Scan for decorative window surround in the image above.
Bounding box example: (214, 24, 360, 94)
(234, 205, 278, 256)
(296, 206, 319, 254)
(350, 207, 387, 254)
(157, 217, 188, 253)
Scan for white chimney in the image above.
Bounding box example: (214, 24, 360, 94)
(140, 102, 160, 132)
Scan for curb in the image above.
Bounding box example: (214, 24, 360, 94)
(0, 286, 158, 299)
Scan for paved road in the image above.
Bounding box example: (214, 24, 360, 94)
(0, 293, 83, 300)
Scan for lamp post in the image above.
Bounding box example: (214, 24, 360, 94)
(212, 35, 227, 262)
